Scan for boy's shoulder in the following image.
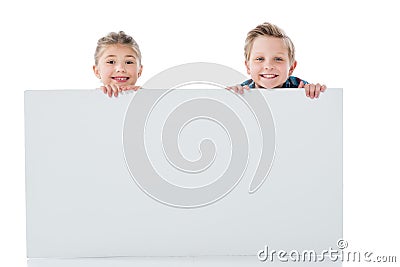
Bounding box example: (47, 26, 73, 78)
(240, 76, 308, 89)
(284, 76, 308, 88)
(240, 79, 256, 88)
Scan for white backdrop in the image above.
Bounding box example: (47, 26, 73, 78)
(0, 0, 399, 266)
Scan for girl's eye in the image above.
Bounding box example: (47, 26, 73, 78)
(275, 57, 283, 61)
(255, 57, 264, 61)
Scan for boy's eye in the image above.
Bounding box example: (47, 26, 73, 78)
(275, 57, 283, 61)
(106, 60, 115, 64)
(126, 61, 135, 64)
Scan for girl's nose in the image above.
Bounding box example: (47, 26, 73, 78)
(116, 63, 126, 72)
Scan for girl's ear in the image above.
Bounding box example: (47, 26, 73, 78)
(245, 60, 251, 75)
(93, 65, 101, 79)
(138, 65, 143, 78)
(289, 61, 297, 76)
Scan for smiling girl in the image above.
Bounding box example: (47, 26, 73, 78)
(93, 31, 143, 98)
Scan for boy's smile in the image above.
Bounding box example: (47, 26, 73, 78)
(246, 36, 296, 88)
(260, 73, 279, 79)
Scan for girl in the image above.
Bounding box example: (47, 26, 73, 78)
(93, 31, 142, 98)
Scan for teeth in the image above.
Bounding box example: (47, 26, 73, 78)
(113, 77, 128, 81)
(262, 74, 276, 78)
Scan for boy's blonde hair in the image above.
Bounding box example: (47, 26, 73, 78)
(244, 22, 295, 65)
(94, 31, 142, 66)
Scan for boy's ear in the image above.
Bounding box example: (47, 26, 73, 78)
(245, 60, 251, 75)
(93, 65, 101, 79)
(289, 61, 297, 76)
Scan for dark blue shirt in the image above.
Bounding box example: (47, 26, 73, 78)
(241, 76, 308, 88)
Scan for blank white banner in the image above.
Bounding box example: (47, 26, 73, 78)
(25, 88, 342, 266)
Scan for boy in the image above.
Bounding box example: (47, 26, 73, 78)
(227, 22, 326, 99)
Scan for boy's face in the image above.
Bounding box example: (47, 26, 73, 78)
(93, 44, 142, 86)
(245, 36, 296, 88)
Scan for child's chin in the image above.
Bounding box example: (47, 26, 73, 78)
(115, 81, 135, 86)
(257, 82, 277, 89)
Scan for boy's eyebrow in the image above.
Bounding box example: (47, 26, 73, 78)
(251, 51, 288, 57)
(252, 51, 287, 54)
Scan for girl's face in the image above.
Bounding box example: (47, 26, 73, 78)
(93, 44, 142, 86)
(245, 36, 296, 88)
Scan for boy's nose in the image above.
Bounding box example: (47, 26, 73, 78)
(263, 60, 274, 69)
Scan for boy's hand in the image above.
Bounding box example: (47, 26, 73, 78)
(100, 85, 141, 98)
(298, 81, 327, 99)
(226, 84, 250, 94)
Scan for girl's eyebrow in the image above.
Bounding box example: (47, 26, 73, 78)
(104, 54, 136, 58)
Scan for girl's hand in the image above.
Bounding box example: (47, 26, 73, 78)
(100, 85, 141, 98)
(226, 84, 250, 94)
(120, 85, 141, 92)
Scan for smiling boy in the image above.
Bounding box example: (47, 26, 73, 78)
(228, 22, 326, 98)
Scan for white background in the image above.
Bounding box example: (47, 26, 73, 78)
(0, 0, 398, 266)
